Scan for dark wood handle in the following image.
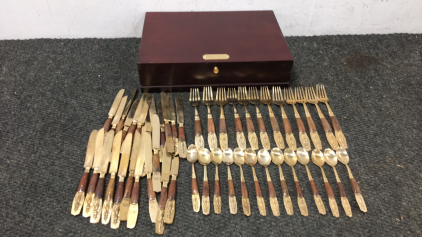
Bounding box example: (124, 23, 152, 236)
(330, 116, 342, 131)
(103, 118, 112, 132)
(123, 175, 134, 199)
(257, 117, 267, 133)
(207, 118, 215, 133)
(306, 117, 317, 132)
(219, 118, 227, 133)
(280, 180, 290, 198)
(167, 179, 177, 200)
(268, 181, 277, 198)
(165, 123, 172, 137)
(192, 178, 199, 195)
(228, 180, 236, 196)
(128, 124, 136, 135)
(337, 182, 347, 198)
(160, 130, 166, 146)
(294, 181, 304, 198)
(270, 116, 280, 132)
(171, 124, 178, 139)
(121, 130, 128, 143)
(114, 181, 124, 203)
(241, 181, 249, 198)
(178, 127, 185, 142)
(153, 153, 160, 173)
(104, 176, 115, 201)
(320, 118, 332, 133)
(77, 172, 89, 192)
(309, 180, 320, 196)
(130, 181, 140, 204)
(282, 118, 293, 134)
(147, 178, 156, 200)
(350, 178, 362, 194)
(254, 181, 263, 197)
(116, 119, 125, 132)
(159, 186, 168, 208)
(324, 181, 335, 198)
(87, 172, 99, 194)
(94, 177, 105, 199)
(245, 117, 255, 133)
(214, 180, 221, 196)
(202, 180, 210, 197)
(194, 120, 202, 136)
(296, 117, 306, 133)
(235, 117, 243, 133)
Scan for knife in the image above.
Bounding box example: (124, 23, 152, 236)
(125, 94, 147, 140)
(143, 125, 158, 223)
(103, 89, 125, 132)
(111, 96, 127, 131)
(122, 99, 140, 141)
(164, 150, 179, 224)
(157, 99, 166, 163)
(71, 130, 97, 216)
(155, 144, 172, 234)
(90, 130, 114, 223)
(136, 94, 152, 133)
(168, 93, 178, 148)
(110, 132, 132, 229)
(175, 95, 187, 158)
(152, 107, 162, 193)
(82, 128, 104, 217)
(101, 130, 122, 224)
(160, 92, 174, 153)
(117, 89, 138, 132)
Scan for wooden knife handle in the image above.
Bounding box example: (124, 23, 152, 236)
(241, 181, 249, 198)
(178, 126, 185, 142)
(147, 177, 156, 200)
(159, 186, 168, 209)
(202, 180, 210, 197)
(87, 172, 99, 194)
(207, 118, 216, 133)
(128, 124, 136, 135)
(268, 181, 277, 198)
(194, 120, 203, 136)
(330, 115, 342, 131)
(282, 118, 293, 134)
(270, 116, 280, 132)
(295, 117, 306, 133)
(165, 123, 172, 137)
(235, 117, 243, 133)
(153, 153, 160, 174)
(280, 180, 290, 198)
(254, 180, 263, 197)
(121, 130, 128, 143)
(309, 180, 321, 196)
(228, 179, 236, 196)
(130, 181, 140, 205)
(104, 176, 115, 203)
(116, 119, 125, 132)
(171, 124, 178, 139)
(123, 175, 134, 200)
(219, 118, 227, 134)
(161, 130, 166, 146)
(192, 178, 199, 195)
(306, 116, 318, 132)
(245, 116, 255, 133)
(94, 177, 105, 199)
(294, 181, 305, 199)
(320, 117, 333, 133)
(103, 118, 112, 132)
(167, 179, 177, 200)
(114, 181, 125, 204)
(257, 117, 267, 133)
(77, 171, 89, 192)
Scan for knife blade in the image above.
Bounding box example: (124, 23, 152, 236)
(71, 130, 97, 216)
(161, 92, 174, 153)
(175, 95, 187, 158)
(168, 93, 178, 153)
(126, 94, 146, 139)
(136, 94, 152, 133)
(122, 89, 138, 119)
(151, 114, 162, 193)
(104, 89, 125, 132)
(149, 96, 156, 117)
(122, 99, 140, 141)
(142, 126, 158, 223)
(164, 155, 179, 224)
(111, 96, 127, 130)
(155, 144, 172, 234)
(157, 99, 166, 163)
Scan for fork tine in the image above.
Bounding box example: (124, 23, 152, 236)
(223, 88, 226, 101)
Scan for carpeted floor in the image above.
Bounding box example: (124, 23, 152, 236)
(0, 34, 421, 236)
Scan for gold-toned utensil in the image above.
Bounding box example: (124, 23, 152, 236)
(175, 95, 187, 158)
(270, 148, 293, 215)
(324, 148, 352, 217)
(272, 86, 297, 150)
(260, 86, 285, 150)
(190, 88, 205, 150)
(161, 92, 175, 153)
(216, 88, 228, 150)
(238, 87, 259, 150)
(233, 147, 251, 216)
(296, 147, 326, 215)
(257, 149, 280, 216)
(211, 148, 223, 214)
(245, 148, 266, 216)
(284, 148, 308, 216)
(155, 143, 172, 234)
(103, 89, 125, 132)
(297, 87, 322, 150)
(164, 151, 180, 224)
(311, 149, 339, 217)
(116, 89, 138, 132)
(198, 148, 212, 215)
(203, 86, 218, 150)
(249, 87, 271, 150)
(227, 88, 247, 150)
(285, 88, 311, 151)
(223, 148, 237, 214)
(187, 145, 200, 212)
(336, 147, 367, 212)
(317, 85, 348, 149)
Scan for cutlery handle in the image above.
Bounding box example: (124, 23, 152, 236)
(202, 166, 210, 215)
(171, 123, 178, 140)
(240, 167, 251, 216)
(219, 117, 227, 134)
(207, 117, 215, 133)
(349, 175, 367, 212)
(330, 115, 342, 131)
(282, 118, 293, 133)
(178, 126, 185, 142)
(245, 116, 256, 133)
(306, 116, 318, 132)
(103, 117, 112, 132)
(94, 176, 105, 199)
(295, 117, 306, 133)
(168, 179, 177, 201)
(234, 117, 243, 132)
(156, 185, 168, 234)
(130, 180, 140, 205)
(87, 172, 99, 195)
(320, 117, 333, 133)
(104, 175, 116, 203)
(123, 174, 134, 202)
(164, 122, 174, 152)
(195, 119, 203, 136)
(270, 116, 281, 132)
(159, 185, 168, 209)
(77, 170, 89, 193)
(191, 165, 200, 212)
(257, 116, 267, 133)
(147, 176, 156, 201)
(102, 174, 115, 224)
(153, 153, 161, 192)
(120, 173, 134, 220)
(164, 178, 177, 224)
(121, 129, 128, 142)
(161, 128, 166, 147)
(214, 165, 221, 214)
(116, 118, 125, 132)
(114, 180, 125, 204)
(110, 179, 125, 229)
(71, 170, 90, 215)
(128, 123, 137, 136)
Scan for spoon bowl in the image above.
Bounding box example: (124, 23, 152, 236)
(270, 148, 284, 165)
(296, 147, 310, 166)
(311, 149, 325, 167)
(233, 148, 245, 166)
(198, 148, 211, 166)
(323, 148, 338, 167)
(244, 148, 257, 167)
(222, 148, 234, 165)
(336, 147, 349, 165)
(284, 148, 298, 167)
(187, 145, 198, 163)
(211, 148, 223, 165)
(257, 149, 271, 167)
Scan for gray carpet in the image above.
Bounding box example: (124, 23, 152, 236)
(1, 34, 421, 236)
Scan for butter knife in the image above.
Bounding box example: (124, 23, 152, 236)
(157, 99, 166, 162)
(122, 99, 140, 141)
(143, 126, 158, 223)
(103, 89, 125, 132)
(151, 106, 162, 193)
(175, 95, 187, 158)
(71, 130, 97, 216)
(127, 93, 146, 137)
(168, 93, 178, 149)
(136, 94, 152, 133)
(164, 150, 179, 224)
(117, 89, 138, 132)
(111, 96, 127, 132)
(155, 143, 172, 234)
(161, 92, 174, 153)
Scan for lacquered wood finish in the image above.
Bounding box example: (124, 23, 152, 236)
(207, 118, 216, 133)
(235, 117, 243, 132)
(87, 173, 99, 194)
(128, 124, 136, 135)
(306, 117, 317, 132)
(103, 118, 112, 132)
(160, 130, 166, 146)
(254, 181, 263, 197)
(168, 179, 177, 200)
(147, 178, 156, 200)
(241, 181, 249, 198)
(330, 116, 342, 131)
(214, 180, 221, 196)
(295, 118, 306, 133)
(104, 177, 115, 202)
(294, 181, 304, 198)
(280, 180, 290, 198)
(77, 172, 89, 192)
(350, 178, 362, 194)
(94, 177, 105, 199)
(228, 180, 236, 196)
(257, 117, 266, 133)
(267, 181, 277, 198)
(309, 180, 320, 196)
(164, 123, 172, 137)
(337, 182, 347, 198)
(159, 186, 168, 208)
(320, 118, 332, 133)
(153, 153, 160, 174)
(123, 176, 134, 200)
(195, 120, 203, 136)
(219, 118, 227, 133)
(116, 119, 125, 132)
(178, 127, 185, 142)
(202, 181, 210, 197)
(192, 178, 199, 195)
(130, 181, 140, 204)
(270, 117, 280, 132)
(122, 130, 128, 142)
(114, 181, 124, 203)
(171, 124, 178, 139)
(245, 117, 255, 133)
(282, 118, 293, 133)
(324, 182, 335, 198)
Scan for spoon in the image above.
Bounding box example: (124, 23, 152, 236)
(270, 148, 293, 215)
(223, 148, 237, 214)
(233, 147, 251, 216)
(324, 148, 352, 217)
(258, 149, 280, 216)
(311, 149, 339, 217)
(296, 147, 326, 215)
(187, 144, 200, 212)
(198, 148, 212, 215)
(336, 147, 367, 212)
(284, 148, 308, 216)
(245, 148, 266, 216)
(211, 148, 223, 214)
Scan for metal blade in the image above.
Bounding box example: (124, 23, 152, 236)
(83, 130, 98, 168)
(109, 130, 122, 174)
(132, 94, 146, 124)
(149, 96, 156, 117)
(99, 131, 114, 173)
(138, 94, 152, 125)
(156, 99, 164, 125)
(92, 128, 105, 169)
(151, 114, 160, 150)
(170, 156, 179, 176)
(118, 133, 132, 177)
(129, 130, 141, 172)
(143, 129, 153, 173)
(112, 96, 127, 126)
(108, 89, 125, 116)
(175, 95, 184, 125)
(134, 133, 145, 177)
(161, 144, 172, 183)
(160, 92, 170, 121)
(168, 92, 176, 122)
(122, 88, 138, 117)
(124, 99, 140, 127)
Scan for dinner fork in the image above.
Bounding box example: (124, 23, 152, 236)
(190, 88, 205, 150)
(238, 86, 259, 150)
(285, 88, 312, 151)
(272, 86, 297, 150)
(297, 87, 322, 150)
(316, 84, 348, 149)
(203, 86, 218, 150)
(306, 87, 339, 150)
(249, 87, 271, 150)
(216, 88, 228, 150)
(227, 88, 247, 151)
(260, 86, 285, 150)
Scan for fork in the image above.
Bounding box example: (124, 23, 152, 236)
(272, 86, 297, 150)
(227, 88, 247, 151)
(190, 88, 205, 150)
(249, 87, 271, 150)
(260, 86, 285, 150)
(285, 88, 312, 151)
(216, 88, 228, 150)
(316, 84, 348, 149)
(238, 86, 259, 150)
(306, 87, 339, 150)
(297, 87, 322, 150)
(203, 86, 218, 150)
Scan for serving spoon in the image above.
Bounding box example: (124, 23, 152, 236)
(187, 145, 200, 212)
(284, 148, 308, 216)
(223, 148, 237, 214)
(258, 149, 280, 216)
(198, 148, 212, 215)
(234, 148, 251, 216)
(245, 148, 266, 216)
(211, 148, 223, 214)
(270, 148, 293, 215)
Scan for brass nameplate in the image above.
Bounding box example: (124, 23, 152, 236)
(203, 54, 230, 60)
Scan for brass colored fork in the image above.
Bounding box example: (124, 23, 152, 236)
(272, 86, 297, 150)
(249, 87, 271, 151)
(203, 86, 218, 150)
(260, 86, 285, 150)
(297, 87, 322, 150)
(216, 88, 228, 150)
(285, 88, 311, 151)
(189, 88, 205, 150)
(227, 88, 246, 151)
(306, 87, 339, 150)
(316, 84, 348, 149)
(238, 86, 259, 150)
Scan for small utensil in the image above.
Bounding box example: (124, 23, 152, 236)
(211, 148, 223, 214)
(234, 148, 251, 216)
(272, 86, 297, 150)
(285, 88, 311, 151)
(216, 88, 228, 150)
(189, 89, 205, 150)
(245, 148, 266, 216)
(187, 145, 200, 212)
(260, 86, 285, 150)
(270, 148, 293, 215)
(249, 87, 271, 150)
(227, 88, 247, 150)
(238, 87, 259, 150)
(284, 148, 308, 216)
(203, 87, 218, 150)
(296, 87, 322, 150)
(257, 149, 280, 216)
(223, 148, 237, 214)
(198, 148, 212, 215)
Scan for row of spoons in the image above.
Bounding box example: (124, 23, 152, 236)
(186, 145, 367, 217)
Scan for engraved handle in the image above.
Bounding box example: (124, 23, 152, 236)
(219, 117, 227, 134)
(159, 186, 168, 209)
(350, 176, 367, 212)
(295, 117, 306, 133)
(116, 119, 125, 132)
(164, 178, 177, 224)
(268, 180, 277, 198)
(71, 170, 89, 215)
(330, 115, 342, 131)
(202, 165, 210, 215)
(77, 171, 89, 193)
(155, 185, 168, 234)
(167, 179, 177, 201)
(102, 175, 115, 224)
(103, 118, 112, 132)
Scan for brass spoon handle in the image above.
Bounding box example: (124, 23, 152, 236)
(305, 165, 326, 215)
(333, 167, 352, 217)
(320, 167, 339, 217)
(278, 165, 293, 215)
(213, 165, 221, 214)
(346, 164, 367, 212)
(227, 166, 237, 214)
(252, 166, 266, 216)
(202, 165, 210, 215)
(291, 167, 308, 216)
(265, 167, 280, 216)
(239, 166, 251, 216)
(191, 163, 200, 212)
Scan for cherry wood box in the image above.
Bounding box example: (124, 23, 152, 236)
(137, 11, 293, 92)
